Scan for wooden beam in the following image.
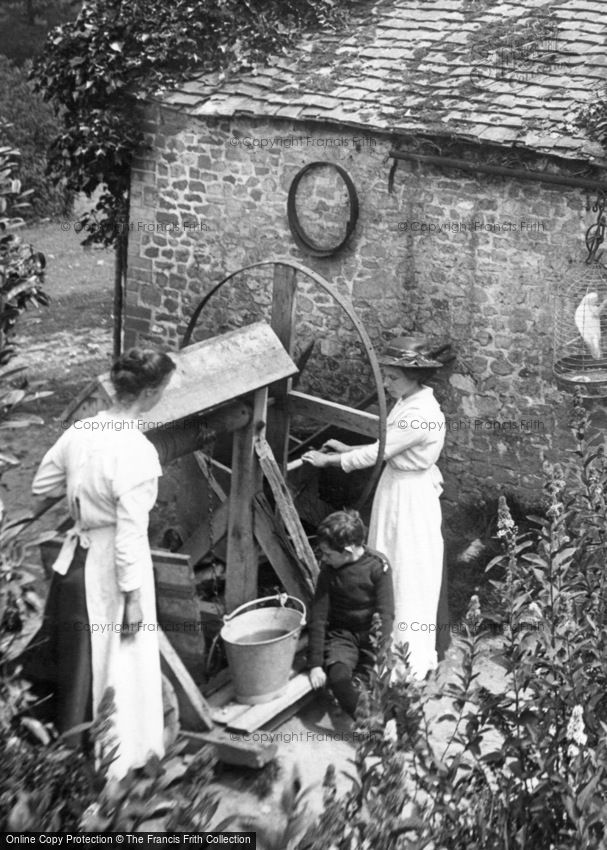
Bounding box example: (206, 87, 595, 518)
(289, 390, 378, 457)
(254, 437, 319, 586)
(253, 493, 314, 604)
(287, 390, 379, 438)
(146, 401, 250, 465)
(227, 674, 314, 734)
(179, 500, 229, 564)
(266, 263, 298, 471)
(60, 378, 112, 426)
(193, 451, 228, 502)
(158, 631, 214, 732)
(225, 387, 268, 612)
(181, 729, 277, 768)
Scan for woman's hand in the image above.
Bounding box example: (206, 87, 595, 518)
(322, 439, 351, 453)
(122, 594, 143, 638)
(302, 450, 333, 468)
(309, 667, 327, 689)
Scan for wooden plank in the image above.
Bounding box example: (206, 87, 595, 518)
(254, 437, 319, 586)
(254, 494, 314, 603)
(225, 387, 268, 612)
(193, 451, 228, 502)
(152, 549, 193, 582)
(179, 500, 229, 564)
(263, 692, 317, 731)
(227, 674, 314, 734)
(181, 729, 277, 768)
(289, 390, 378, 457)
(287, 390, 379, 438)
(202, 665, 232, 697)
(152, 550, 205, 685)
(205, 679, 235, 706)
(211, 700, 251, 726)
(60, 378, 112, 426)
(96, 322, 297, 424)
(266, 263, 298, 472)
(158, 631, 214, 732)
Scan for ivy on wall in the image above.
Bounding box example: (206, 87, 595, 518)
(33, 0, 350, 248)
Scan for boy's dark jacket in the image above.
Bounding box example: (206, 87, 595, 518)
(307, 546, 395, 668)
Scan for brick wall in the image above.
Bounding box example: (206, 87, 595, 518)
(126, 103, 605, 520)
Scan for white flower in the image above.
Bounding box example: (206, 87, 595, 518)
(566, 705, 587, 747)
(527, 602, 542, 620)
(466, 594, 482, 622)
(383, 718, 398, 744)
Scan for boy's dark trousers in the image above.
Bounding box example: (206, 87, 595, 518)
(325, 628, 376, 717)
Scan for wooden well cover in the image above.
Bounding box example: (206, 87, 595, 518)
(62, 322, 298, 425)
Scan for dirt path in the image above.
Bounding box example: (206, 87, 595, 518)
(2, 219, 114, 515)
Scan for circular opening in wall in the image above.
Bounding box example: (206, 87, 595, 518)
(287, 161, 359, 258)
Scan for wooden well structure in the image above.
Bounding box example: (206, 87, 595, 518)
(57, 258, 387, 764)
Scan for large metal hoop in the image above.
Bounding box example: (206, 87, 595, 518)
(181, 258, 387, 509)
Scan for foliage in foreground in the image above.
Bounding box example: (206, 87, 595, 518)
(0, 119, 51, 656)
(0, 683, 221, 832)
(0, 118, 48, 365)
(262, 388, 607, 850)
(33, 0, 349, 247)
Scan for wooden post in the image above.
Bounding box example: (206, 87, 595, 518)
(267, 264, 297, 472)
(225, 387, 268, 612)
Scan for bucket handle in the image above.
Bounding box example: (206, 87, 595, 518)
(223, 593, 306, 627)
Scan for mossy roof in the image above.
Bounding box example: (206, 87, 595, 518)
(159, 0, 607, 164)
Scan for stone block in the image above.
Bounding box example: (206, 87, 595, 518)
(140, 285, 162, 307)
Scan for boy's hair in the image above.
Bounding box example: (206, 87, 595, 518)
(316, 509, 365, 552)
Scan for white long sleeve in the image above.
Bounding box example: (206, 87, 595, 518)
(32, 438, 67, 497)
(114, 479, 158, 592)
(341, 387, 446, 474)
(341, 423, 427, 472)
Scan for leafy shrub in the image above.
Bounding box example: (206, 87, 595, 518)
(0, 55, 70, 220)
(0, 683, 221, 832)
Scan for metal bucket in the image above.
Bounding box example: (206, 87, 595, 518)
(221, 594, 306, 704)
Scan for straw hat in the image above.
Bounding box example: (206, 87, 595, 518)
(378, 335, 447, 370)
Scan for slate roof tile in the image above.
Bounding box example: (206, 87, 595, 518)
(162, 0, 607, 165)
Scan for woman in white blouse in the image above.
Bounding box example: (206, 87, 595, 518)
(303, 337, 446, 679)
(26, 348, 175, 778)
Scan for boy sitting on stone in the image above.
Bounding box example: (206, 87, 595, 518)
(307, 509, 394, 718)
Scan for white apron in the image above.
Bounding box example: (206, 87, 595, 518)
(33, 414, 165, 779)
(368, 464, 444, 678)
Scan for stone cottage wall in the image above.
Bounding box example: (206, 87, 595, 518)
(126, 102, 606, 522)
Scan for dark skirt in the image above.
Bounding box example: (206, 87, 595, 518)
(20, 544, 93, 746)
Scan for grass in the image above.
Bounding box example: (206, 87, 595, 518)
(0, 0, 75, 65)
(3, 214, 114, 513)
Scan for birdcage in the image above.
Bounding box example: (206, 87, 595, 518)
(554, 260, 607, 397)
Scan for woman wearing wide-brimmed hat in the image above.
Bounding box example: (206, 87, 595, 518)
(303, 336, 447, 679)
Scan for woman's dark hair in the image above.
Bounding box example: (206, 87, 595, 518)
(110, 348, 176, 400)
(317, 509, 366, 552)
(399, 366, 438, 385)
